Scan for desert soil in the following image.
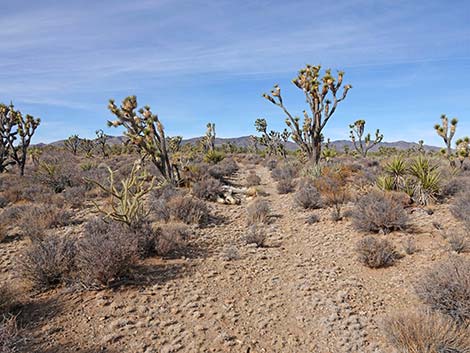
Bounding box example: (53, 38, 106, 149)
(1, 164, 463, 353)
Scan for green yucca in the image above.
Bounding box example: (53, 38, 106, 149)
(408, 156, 440, 205)
(203, 150, 225, 164)
(383, 155, 407, 191)
(376, 175, 395, 191)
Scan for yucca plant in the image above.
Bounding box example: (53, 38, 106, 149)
(383, 155, 407, 191)
(408, 156, 440, 205)
(376, 175, 395, 191)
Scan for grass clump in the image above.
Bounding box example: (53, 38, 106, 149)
(383, 310, 470, 353)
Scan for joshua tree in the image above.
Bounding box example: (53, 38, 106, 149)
(249, 135, 259, 153)
(107, 96, 179, 184)
(29, 147, 42, 166)
(254, 118, 290, 158)
(95, 129, 109, 157)
(167, 136, 183, 154)
(80, 138, 95, 157)
(349, 119, 383, 157)
(456, 137, 470, 168)
(417, 140, 425, 154)
(263, 65, 352, 164)
(434, 114, 458, 166)
(0, 103, 40, 176)
(64, 134, 81, 155)
(202, 123, 216, 152)
(0, 104, 16, 173)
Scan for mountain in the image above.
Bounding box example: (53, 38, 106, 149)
(43, 135, 441, 152)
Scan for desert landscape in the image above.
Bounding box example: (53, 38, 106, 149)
(1, 1, 470, 353)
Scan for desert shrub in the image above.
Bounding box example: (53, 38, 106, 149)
(356, 236, 399, 268)
(244, 225, 266, 247)
(351, 190, 409, 234)
(450, 191, 470, 231)
(402, 237, 417, 255)
(35, 158, 79, 193)
(271, 164, 297, 181)
(447, 233, 469, 253)
(0, 287, 14, 314)
(415, 257, 470, 324)
(294, 181, 322, 209)
(155, 223, 190, 256)
(221, 245, 240, 261)
(62, 186, 87, 208)
(0, 315, 17, 353)
(18, 235, 76, 290)
(246, 199, 270, 225)
(440, 176, 470, 199)
(75, 219, 139, 288)
(276, 178, 295, 194)
(314, 166, 350, 221)
(0, 224, 7, 243)
(192, 177, 223, 201)
(149, 186, 185, 222)
(0, 196, 8, 209)
(208, 158, 238, 180)
(18, 204, 73, 238)
(265, 159, 278, 171)
(165, 195, 209, 225)
(383, 310, 470, 353)
(246, 171, 261, 187)
(306, 214, 320, 224)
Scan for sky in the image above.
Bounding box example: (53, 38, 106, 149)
(2, 0, 470, 146)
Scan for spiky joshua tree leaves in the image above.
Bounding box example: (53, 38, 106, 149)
(349, 119, 383, 157)
(0, 103, 40, 175)
(263, 65, 352, 164)
(434, 114, 458, 166)
(254, 118, 290, 158)
(107, 96, 179, 184)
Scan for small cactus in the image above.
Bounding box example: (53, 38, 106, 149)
(87, 162, 155, 226)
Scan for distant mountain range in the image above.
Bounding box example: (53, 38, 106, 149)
(42, 135, 441, 152)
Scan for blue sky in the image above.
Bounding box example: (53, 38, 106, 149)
(2, 0, 470, 145)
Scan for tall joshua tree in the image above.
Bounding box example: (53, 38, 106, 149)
(0, 103, 40, 176)
(107, 96, 178, 184)
(64, 134, 81, 155)
(0, 104, 16, 173)
(95, 129, 109, 157)
(263, 65, 352, 164)
(254, 118, 290, 158)
(202, 123, 216, 152)
(456, 137, 470, 168)
(434, 114, 458, 166)
(349, 119, 383, 157)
